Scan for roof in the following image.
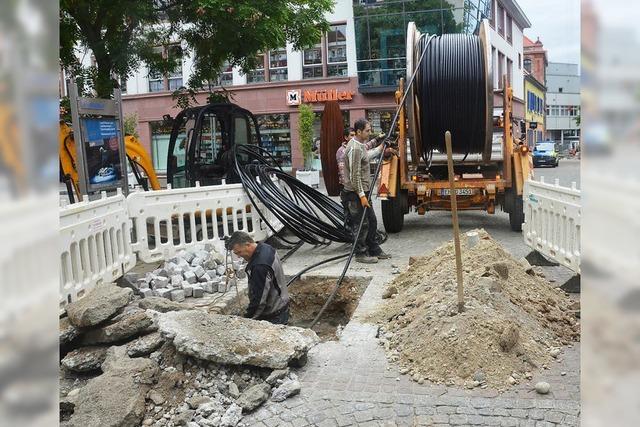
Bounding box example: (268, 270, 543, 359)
(502, 0, 532, 30)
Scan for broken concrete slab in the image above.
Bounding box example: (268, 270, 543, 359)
(60, 317, 80, 346)
(220, 403, 242, 426)
(82, 311, 153, 345)
(66, 284, 133, 328)
(138, 296, 191, 313)
(270, 379, 301, 402)
(265, 369, 289, 386)
(236, 383, 270, 412)
(157, 310, 319, 369)
(62, 346, 159, 427)
(61, 346, 108, 373)
(127, 332, 164, 357)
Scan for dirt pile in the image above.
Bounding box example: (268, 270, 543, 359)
(370, 229, 580, 390)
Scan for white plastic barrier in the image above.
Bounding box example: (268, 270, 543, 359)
(127, 182, 283, 263)
(59, 189, 136, 312)
(523, 178, 581, 273)
(1, 194, 59, 325)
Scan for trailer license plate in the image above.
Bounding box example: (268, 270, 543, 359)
(440, 188, 474, 196)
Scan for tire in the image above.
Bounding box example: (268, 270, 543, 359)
(381, 179, 407, 233)
(507, 188, 525, 232)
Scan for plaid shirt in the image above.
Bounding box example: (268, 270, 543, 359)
(336, 138, 376, 186)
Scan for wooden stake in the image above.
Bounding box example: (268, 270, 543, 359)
(445, 131, 464, 313)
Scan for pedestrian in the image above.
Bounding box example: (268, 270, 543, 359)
(340, 118, 391, 264)
(225, 231, 290, 324)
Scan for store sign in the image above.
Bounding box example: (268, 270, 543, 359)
(286, 90, 301, 106)
(287, 88, 355, 105)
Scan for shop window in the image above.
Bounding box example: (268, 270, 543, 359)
(247, 53, 266, 84)
(269, 49, 288, 82)
(366, 110, 393, 134)
(257, 114, 291, 168)
(327, 24, 348, 77)
(303, 43, 323, 79)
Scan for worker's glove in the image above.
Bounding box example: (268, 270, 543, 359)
(359, 195, 371, 208)
(384, 147, 398, 158)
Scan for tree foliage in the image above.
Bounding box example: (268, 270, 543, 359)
(61, 0, 334, 98)
(298, 103, 315, 170)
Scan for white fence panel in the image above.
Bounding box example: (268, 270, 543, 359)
(60, 189, 136, 311)
(523, 178, 581, 273)
(127, 182, 283, 263)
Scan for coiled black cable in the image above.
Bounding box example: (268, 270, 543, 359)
(233, 145, 352, 246)
(416, 33, 487, 162)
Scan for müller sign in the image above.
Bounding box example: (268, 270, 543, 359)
(287, 88, 355, 105)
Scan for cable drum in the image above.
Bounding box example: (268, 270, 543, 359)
(415, 33, 489, 161)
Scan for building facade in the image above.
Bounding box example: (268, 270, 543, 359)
(523, 36, 547, 146)
(545, 62, 580, 149)
(115, 0, 530, 175)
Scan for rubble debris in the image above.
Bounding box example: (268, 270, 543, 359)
(81, 310, 154, 345)
(157, 310, 319, 369)
(60, 317, 80, 345)
(370, 229, 580, 389)
(138, 296, 192, 313)
(220, 403, 242, 426)
(271, 378, 301, 402)
(236, 383, 271, 412)
(61, 347, 108, 373)
(127, 332, 165, 357)
(265, 368, 289, 385)
(61, 346, 159, 427)
(382, 285, 398, 299)
(66, 284, 133, 328)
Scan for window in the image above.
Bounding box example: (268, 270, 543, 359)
(497, 3, 505, 37)
(150, 120, 183, 172)
(523, 58, 532, 73)
(147, 44, 183, 92)
(506, 15, 512, 44)
(518, 53, 521, 70)
(269, 49, 288, 81)
(219, 60, 233, 86)
(327, 24, 348, 77)
(490, 0, 496, 27)
(247, 53, 266, 83)
(257, 114, 291, 168)
(558, 87, 563, 93)
(507, 58, 513, 86)
(492, 47, 497, 89)
(498, 52, 505, 88)
(303, 41, 323, 79)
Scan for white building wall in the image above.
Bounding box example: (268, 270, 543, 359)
(487, 20, 524, 101)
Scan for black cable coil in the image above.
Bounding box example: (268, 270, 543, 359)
(233, 144, 352, 246)
(416, 33, 487, 162)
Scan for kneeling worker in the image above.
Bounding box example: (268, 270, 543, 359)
(225, 231, 290, 324)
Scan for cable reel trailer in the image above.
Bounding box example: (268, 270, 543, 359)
(378, 20, 532, 233)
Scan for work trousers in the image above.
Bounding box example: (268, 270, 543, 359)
(340, 190, 382, 256)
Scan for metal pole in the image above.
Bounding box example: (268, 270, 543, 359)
(445, 131, 464, 313)
(68, 80, 89, 198)
(114, 88, 129, 196)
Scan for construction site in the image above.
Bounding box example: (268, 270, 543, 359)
(55, 6, 582, 427)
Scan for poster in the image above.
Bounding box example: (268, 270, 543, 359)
(81, 118, 123, 188)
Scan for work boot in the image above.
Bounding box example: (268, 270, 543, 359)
(373, 250, 391, 260)
(355, 254, 378, 264)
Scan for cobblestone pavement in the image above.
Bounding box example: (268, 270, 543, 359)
(244, 190, 581, 425)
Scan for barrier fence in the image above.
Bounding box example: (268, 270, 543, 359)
(60, 183, 283, 310)
(523, 178, 581, 274)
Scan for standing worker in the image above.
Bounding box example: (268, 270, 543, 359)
(225, 231, 290, 324)
(341, 118, 391, 264)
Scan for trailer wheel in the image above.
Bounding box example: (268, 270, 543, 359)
(381, 180, 407, 233)
(507, 188, 524, 232)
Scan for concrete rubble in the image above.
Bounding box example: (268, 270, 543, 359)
(157, 310, 320, 369)
(124, 244, 246, 302)
(60, 264, 318, 426)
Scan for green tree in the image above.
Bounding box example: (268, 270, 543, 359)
(298, 104, 315, 170)
(61, 0, 334, 99)
(123, 113, 139, 137)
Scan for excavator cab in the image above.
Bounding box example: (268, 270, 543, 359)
(166, 103, 260, 188)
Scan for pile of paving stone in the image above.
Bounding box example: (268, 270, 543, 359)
(60, 283, 318, 427)
(127, 243, 246, 302)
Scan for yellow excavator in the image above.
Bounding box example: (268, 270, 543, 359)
(59, 120, 161, 201)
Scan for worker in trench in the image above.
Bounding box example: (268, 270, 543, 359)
(225, 231, 290, 324)
(336, 126, 389, 246)
(340, 118, 393, 264)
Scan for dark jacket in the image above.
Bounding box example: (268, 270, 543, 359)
(245, 242, 289, 319)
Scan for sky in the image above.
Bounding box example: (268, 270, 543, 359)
(515, 0, 580, 66)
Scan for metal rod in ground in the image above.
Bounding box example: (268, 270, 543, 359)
(445, 131, 464, 313)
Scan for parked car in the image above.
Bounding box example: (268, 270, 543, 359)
(533, 141, 559, 168)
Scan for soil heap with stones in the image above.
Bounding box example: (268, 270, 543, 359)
(370, 229, 580, 390)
